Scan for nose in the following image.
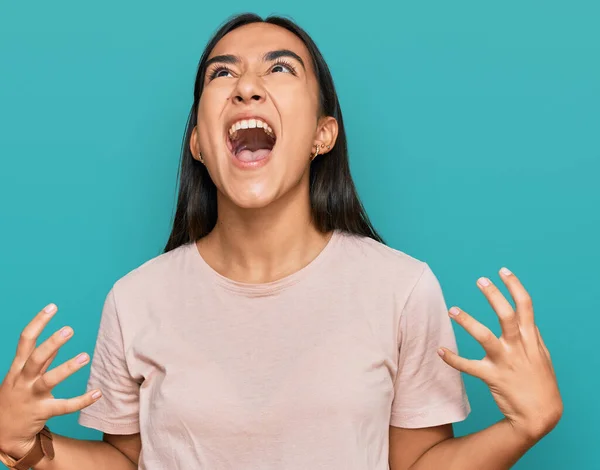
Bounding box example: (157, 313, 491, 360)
(231, 73, 266, 105)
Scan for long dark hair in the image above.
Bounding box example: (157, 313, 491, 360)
(164, 13, 383, 253)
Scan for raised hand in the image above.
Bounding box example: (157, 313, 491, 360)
(0, 304, 102, 459)
(438, 267, 563, 442)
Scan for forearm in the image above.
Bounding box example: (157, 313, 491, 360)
(409, 419, 535, 470)
(33, 434, 136, 470)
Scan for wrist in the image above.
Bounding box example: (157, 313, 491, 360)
(506, 416, 558, 445)
(0, 427, 55, 470)
(0, 437, 36, 461)
(0, 436, 37, 460)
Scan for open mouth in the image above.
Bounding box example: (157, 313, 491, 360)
(226, 118, 276, 164)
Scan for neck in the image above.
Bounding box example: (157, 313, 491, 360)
(197, 181, 332, 284)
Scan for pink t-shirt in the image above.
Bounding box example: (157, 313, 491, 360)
(79, 230, 470, 469)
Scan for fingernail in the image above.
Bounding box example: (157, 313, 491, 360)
(61, 327, 73, 338)
(91, 390, 102, 399)
(437, 348, 445, 357)
(44, 304, 57, 315)
(449, 307, 460, 316)
(477, 277, 491, 287)
(76, 353, 89, 364)
(500, 267, 512, 276)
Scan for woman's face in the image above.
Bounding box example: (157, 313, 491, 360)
(190, 22, 337, 209)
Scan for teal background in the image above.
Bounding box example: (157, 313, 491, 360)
(1, 1, 598, 468)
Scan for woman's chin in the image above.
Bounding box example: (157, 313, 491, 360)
(224, 184, 280, 210)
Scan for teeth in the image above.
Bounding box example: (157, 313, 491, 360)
(228, 118, 274, 139)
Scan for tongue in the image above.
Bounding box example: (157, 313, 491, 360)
(236, 148, 271, 162)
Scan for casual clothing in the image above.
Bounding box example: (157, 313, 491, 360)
(79, 230, 470, 469)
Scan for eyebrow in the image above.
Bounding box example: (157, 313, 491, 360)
(263, 49, 305, 70)
(204, 49, 306, 72)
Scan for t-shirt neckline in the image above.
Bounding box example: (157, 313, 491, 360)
(189, 230, 341, 297)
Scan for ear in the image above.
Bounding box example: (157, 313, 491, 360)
(314, 116, 338, 155)
(189, 126, 201, 161)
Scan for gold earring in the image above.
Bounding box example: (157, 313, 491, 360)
(311, 144, 320, 161)
(198, 152, 204, 164)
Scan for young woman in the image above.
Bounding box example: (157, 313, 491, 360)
(0, 13, 562, 470)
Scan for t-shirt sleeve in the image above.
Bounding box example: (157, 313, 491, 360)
(78, 288, 141, 434)
(390, 263, 471, 428)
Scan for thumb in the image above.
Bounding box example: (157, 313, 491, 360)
(438, 347, 484, 378)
